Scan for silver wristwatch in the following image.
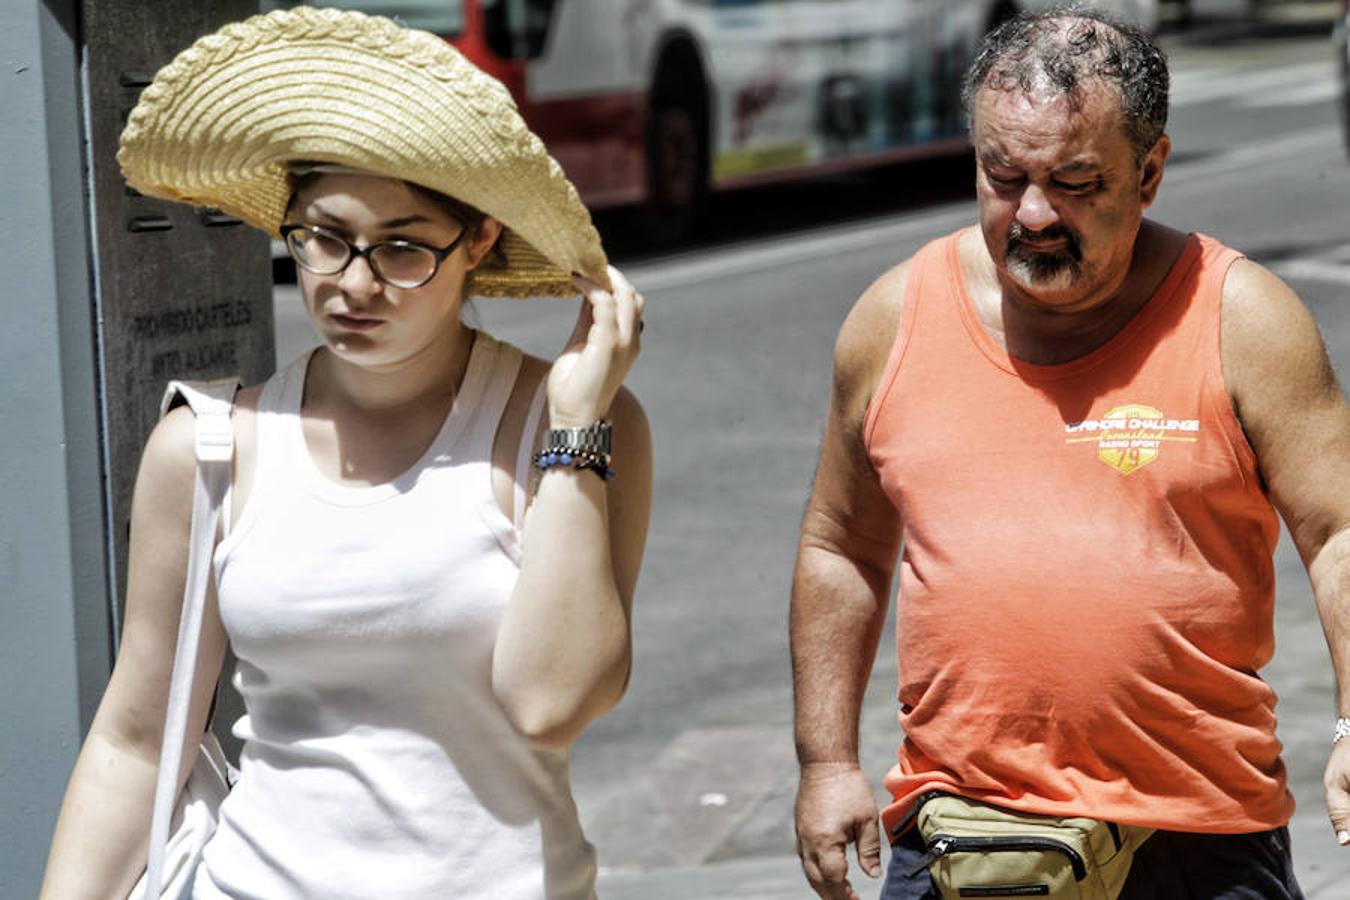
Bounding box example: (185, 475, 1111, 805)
(1336, 718, 1350, 745)
(545, 420, 612, 463)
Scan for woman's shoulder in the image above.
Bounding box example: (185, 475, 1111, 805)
(141, 403, 199, 487)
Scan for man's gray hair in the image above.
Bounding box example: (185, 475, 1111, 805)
(961, 7, 1170, 164)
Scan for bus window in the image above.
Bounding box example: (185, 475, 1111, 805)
(262, 1, 466, 37)
(482, 0, 559, 60)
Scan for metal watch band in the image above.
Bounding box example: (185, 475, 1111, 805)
(1336, 718, 1350, 745)
(545, 419, 612, 460)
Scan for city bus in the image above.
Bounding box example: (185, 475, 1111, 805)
(267, 0, 1159, 240)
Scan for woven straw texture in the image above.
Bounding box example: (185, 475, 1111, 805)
(117, 6, 609, 298)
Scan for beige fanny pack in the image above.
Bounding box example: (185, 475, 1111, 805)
(905, 793, 1154, 899)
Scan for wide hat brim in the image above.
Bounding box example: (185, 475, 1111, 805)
(117, 7, 609, 298)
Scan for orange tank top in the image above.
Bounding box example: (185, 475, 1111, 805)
(864, 230, 1292, 837)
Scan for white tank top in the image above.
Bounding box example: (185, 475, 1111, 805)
(194, 333, 596, 899)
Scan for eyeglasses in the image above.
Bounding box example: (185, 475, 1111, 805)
(279, 223, 469, 289)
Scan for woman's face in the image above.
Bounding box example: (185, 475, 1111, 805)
(285, 172, 496, 369)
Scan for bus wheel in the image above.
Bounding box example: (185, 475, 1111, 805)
(641, 99, 707, 246)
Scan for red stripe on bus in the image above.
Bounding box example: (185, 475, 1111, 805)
(520, 92, 649, 209)
(443, 2, 646, 208)
(447, 19, 646, 209)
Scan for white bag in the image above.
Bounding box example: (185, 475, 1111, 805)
(127, 380, 238, 900)
(128, 734, 231, 900)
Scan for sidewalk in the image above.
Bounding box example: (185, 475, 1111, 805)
(588, 674, 1350, 899)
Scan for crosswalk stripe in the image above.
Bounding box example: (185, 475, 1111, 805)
(1173, 60, 1334, 108)
(1274, 259, 1350, 286)
(1168, 125, 1339, 183)
(1237, 77, 1339, 109)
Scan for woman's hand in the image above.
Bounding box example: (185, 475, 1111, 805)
(548, 266, 645, 428)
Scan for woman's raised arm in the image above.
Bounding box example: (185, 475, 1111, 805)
(492, 266, 652, 749)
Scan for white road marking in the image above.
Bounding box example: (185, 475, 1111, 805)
(1173, 60, 1334, 108)
(1237, 78, 1340, 109)
(1266, 241, 1350, 287)
(1273, 258, 1350, 286)
(1152, 125, 1338, 182)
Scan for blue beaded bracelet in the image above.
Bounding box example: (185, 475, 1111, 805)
(533, 449, 614, 481)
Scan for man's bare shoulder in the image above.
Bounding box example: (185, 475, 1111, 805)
(835, 257, 912, 384)
(1223, 256, 1308, 327)
(1221, 257, 1331, 399)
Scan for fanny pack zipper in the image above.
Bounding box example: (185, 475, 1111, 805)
(892, 789, 950, 840)
(903, 834, 1089, 881)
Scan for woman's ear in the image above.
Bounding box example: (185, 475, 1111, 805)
(464, 216, 504, 271)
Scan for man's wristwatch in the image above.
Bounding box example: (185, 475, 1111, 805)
(1335, 718, 1350, 745)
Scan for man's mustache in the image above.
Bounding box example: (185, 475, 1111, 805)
(1006, 223, 1082, 261)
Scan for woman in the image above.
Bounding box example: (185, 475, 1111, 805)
(41, 7, 651, 898)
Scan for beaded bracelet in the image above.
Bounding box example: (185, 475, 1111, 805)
(533, 447, 615, 481)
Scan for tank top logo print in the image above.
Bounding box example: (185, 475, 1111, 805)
(1064, 403, 1201, 475)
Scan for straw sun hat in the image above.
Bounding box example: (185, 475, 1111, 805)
(117, 6, 609, 298)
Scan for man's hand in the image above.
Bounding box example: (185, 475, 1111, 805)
(795, 762, 883, 900)
(1325, 738, 1350, 846)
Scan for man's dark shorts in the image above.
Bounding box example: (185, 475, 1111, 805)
(882, 823, 1304, 900)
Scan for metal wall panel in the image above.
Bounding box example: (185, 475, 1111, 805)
(1, 1, 108, 894)
(82, 0, 273, 636)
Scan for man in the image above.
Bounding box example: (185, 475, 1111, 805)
(790, 10, 1350, 900)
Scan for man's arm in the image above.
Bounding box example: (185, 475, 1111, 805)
(1223, 258, 1350, 845)
(792, 262, 908, 900)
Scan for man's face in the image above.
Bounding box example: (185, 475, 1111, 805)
(972, 81, 1165, 312)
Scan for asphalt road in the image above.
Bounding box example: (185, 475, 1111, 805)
(272, 18, 1350, 899)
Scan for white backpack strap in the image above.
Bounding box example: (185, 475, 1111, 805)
(144, 378, 237, 896)
(159, 379, 239, 461)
